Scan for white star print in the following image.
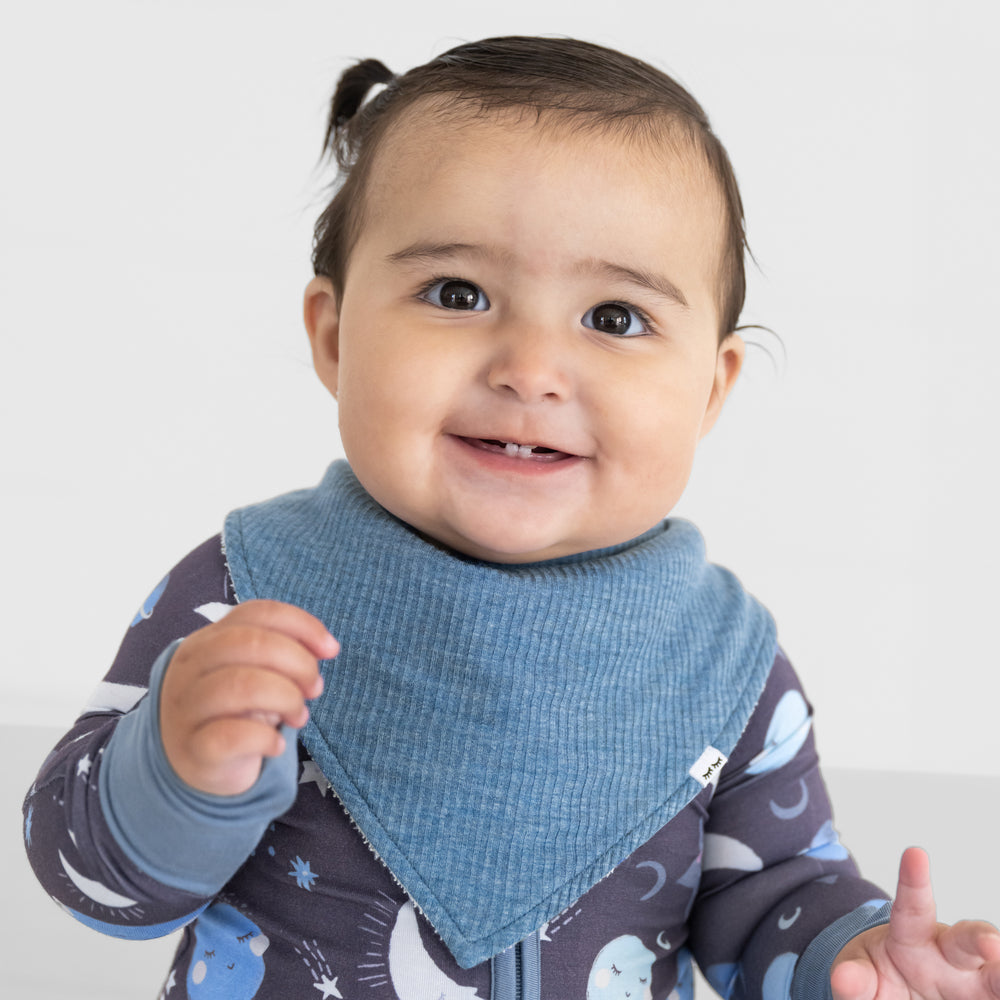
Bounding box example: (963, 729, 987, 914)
(164, 968, 176, 994)
(313, 974, 342, 998)
(194, 602, 235, 623)
(299, 759, 330, 796)
(76, 754, 91, 778)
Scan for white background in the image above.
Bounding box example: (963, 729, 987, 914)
(3, 0, 998, 779)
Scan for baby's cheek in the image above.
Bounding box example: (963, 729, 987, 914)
(191, 959, 207, 985)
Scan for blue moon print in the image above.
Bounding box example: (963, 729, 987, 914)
(704, 962, 739, 998)
(56, 899, 205, 940)
(668, 948, 693, 1000)
(746, 691, 811, 775)
(187, 903, 269, 999)
(130, 574, 169, 626)
(636, 860, 667, 901)
(761, 952, 797, 1000)
(769, 779, 810, 820)
(800, 820, 850, 861)
(587, 936, 655, 1000)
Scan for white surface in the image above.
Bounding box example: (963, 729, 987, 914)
(3, 1, 1000, 777)
(8, 724, 999, 997)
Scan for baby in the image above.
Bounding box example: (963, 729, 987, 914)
(23, 35, 1000, 1000)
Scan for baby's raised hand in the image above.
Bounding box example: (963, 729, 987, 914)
(159, 600, 338, 796)
(831, 847, 1000, 999)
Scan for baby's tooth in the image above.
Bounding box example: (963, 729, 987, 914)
(501, 441, 539, 458)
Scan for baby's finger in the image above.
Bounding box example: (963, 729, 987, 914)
(192, 664, 313, 730)
(987, 958, 1000, 998)
(190, 623, 329, 699)
(190, 715, 288, 763)
(939, 921, 1000, 972)
(224, 600, 339, 661)
(829, 958, 877, 1000)
(242, 709, 283, 728)
(888, 847, 937, 949)
(183, 716, 289, 796)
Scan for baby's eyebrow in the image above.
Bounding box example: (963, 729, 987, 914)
(386, 241, 689, 309)
(386, 241, 511, 267)
(581, 259, 689, 310)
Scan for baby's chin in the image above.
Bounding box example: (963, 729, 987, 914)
(406, 515, 625, 566)
(351, 464, 637, 564)
(399, 514, 578, 565)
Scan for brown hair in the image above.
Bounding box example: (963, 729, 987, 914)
(312, 36, 748, 341)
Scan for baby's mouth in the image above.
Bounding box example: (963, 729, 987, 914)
(463, 437, 572, 462)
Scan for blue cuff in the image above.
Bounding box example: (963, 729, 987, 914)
(791, 899, 892, 1000)
(98, 639, 300, 895)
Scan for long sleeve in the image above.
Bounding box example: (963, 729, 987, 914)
(21, 535, 296, 939)
(689, 650, 892, 999)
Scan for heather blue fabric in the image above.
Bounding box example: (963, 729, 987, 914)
(223, 461, 778, 968)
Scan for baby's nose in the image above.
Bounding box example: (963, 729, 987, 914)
(485, 325, 573, 403)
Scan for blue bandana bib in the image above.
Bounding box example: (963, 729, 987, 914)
(223, 461, 776, 968)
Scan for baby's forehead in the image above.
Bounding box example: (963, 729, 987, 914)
(375, 98, 720, 205)
(368, 99, 727, 269)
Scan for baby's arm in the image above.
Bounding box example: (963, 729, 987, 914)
(690, 651, 1000, 999)
(22, 536, 333, 938)
(688, 650, 892, 998)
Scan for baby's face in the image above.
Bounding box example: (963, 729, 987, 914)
(306, 107, 742, 563)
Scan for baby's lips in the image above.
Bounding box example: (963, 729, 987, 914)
(462, 436, 580, 461)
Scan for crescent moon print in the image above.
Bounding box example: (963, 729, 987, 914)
(388, 901, 483, 1000)
(356, 895, 483, 1000)
(59, 850, 139, 909)
(635, 860, 667, 901)
(769, 779, 810, 820)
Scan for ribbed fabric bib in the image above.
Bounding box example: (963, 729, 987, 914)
(223, 462, 776, 968)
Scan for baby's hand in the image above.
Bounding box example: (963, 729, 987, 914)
(159, 600, 338, 796)
(831, 847, 1000, 999)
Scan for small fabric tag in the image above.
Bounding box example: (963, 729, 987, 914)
(690, 746, 728, 788)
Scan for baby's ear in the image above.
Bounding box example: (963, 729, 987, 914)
(303, 276, 341, 398)
(700, 332, 745, 438)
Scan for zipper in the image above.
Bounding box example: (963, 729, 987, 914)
(490, 930, 541, 1000)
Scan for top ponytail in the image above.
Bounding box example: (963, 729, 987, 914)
(321, 58, 396, 171)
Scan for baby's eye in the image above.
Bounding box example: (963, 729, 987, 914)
(204, 949, 215, 959)
(421, 278, 489, 312)
(582, 302, 649, 337)
(236, 932, 253, 943)
(611, 964, 622, 977)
